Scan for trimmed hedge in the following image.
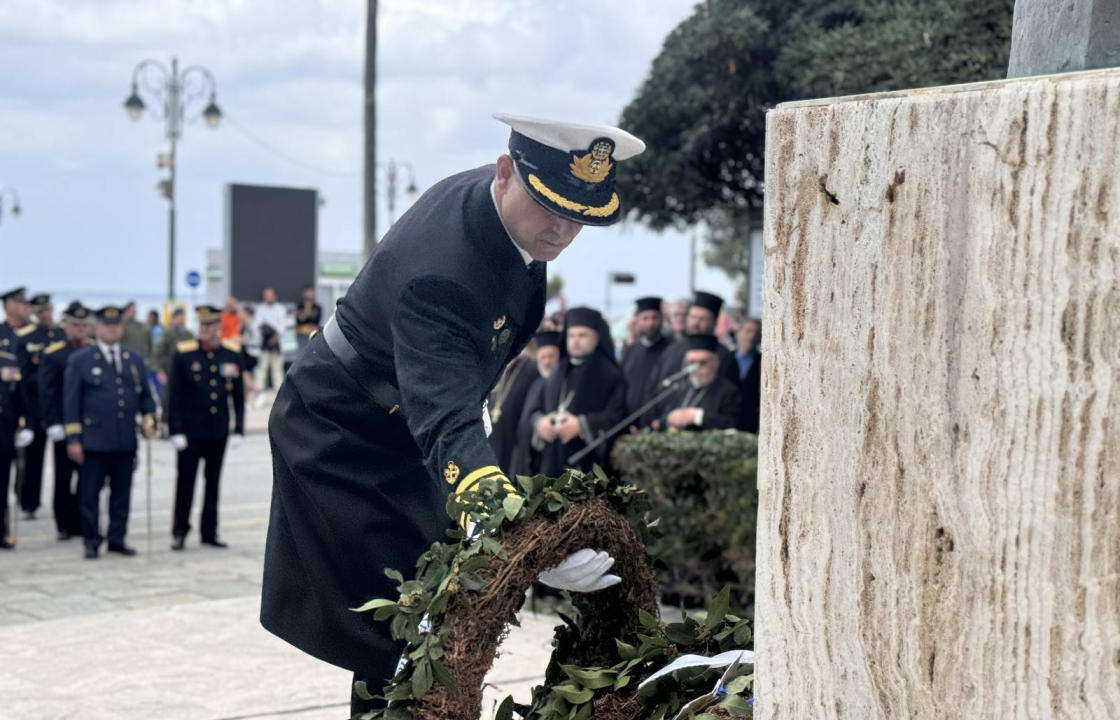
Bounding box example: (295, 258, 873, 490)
(611, 429, 758, 610)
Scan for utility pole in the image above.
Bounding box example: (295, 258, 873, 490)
(363, 0, 378, 260)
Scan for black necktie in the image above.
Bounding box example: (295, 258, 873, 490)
(110, 347, 120, 374)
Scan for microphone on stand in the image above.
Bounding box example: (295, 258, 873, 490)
(660, 363, 699, 388)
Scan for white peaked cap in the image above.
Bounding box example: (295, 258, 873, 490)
(493, 112, 646, 160)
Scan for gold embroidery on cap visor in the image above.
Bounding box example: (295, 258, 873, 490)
(527, 174, 619, 219)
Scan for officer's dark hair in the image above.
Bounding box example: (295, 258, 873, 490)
(172, 307, 185, 317)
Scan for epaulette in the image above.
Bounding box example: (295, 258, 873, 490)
(220, 338, 242, 353)
(177, 339, 199, 353)
(44, 340, 66, 355)
(15, 325, 35, 337)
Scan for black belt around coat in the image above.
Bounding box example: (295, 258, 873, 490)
(322, 314, 403, 416)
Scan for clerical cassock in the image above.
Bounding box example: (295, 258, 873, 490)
(621, 296, 671, 423)
(524, 307, 627, 474)
(487, 351, 540, 476)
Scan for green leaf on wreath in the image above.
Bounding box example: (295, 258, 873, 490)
(350, 597, 398, 613)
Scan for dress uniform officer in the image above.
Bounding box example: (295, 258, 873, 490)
(39, 301, 93, 540)
(261, 113, 643, 714)
(18, 293, 63, 519)
(1, 347, 35, 549)
(63, 305, 156, 559)
(167, 305, 245, 550)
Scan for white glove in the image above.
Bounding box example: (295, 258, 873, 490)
(482, 403, 492, 438)
(171, 434, 188, 451)
(47, 424, 65, 442)
(15, 428, 34, 448)
(538, 549, 621, 593)
(228, 434, 243, 450)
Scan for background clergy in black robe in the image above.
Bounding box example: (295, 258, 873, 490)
(510, 331, 561, 476)
(654, 290, 739, 390)
(621, 296, 670, 426)
(655, 334, 744, 431)
(526, 307, 627, 474)
(488, 335, 550, 476)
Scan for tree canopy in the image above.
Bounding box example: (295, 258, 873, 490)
(617, 0, 1015, 295)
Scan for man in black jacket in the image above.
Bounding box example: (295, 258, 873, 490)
(654, 334, 743, 431)
(39, 301, 92, 540)
(261, 113, 644, 714)
(167, 306, 245, 550)
(621, 296, 670, 425)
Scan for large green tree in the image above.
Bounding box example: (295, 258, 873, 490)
(618, 0, 1014, 299)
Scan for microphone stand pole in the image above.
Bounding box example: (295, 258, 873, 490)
(568, 377, 686, 466)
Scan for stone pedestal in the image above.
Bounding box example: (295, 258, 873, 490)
(757, 69, 1120, 718)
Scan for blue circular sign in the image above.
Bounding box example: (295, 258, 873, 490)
(185, 270, 201, 288)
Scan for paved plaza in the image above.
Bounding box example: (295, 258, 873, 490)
(0, 407, 555, 719)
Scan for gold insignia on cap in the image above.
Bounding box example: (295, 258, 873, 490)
(103, 308, 120, 319)
(493, 316, 506, 330)
(570, 139, 614, 183)
(443, 461, 460, 485)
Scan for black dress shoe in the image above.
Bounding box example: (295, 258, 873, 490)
(107, 544, 137, 557)
(22, 510, 36, 521)
(57, 531, 75, 541)
(170, 536, 185, 551)
(84, 544, 98, 559)
(201, 538, 229, 549)
(0, 538, 15, 550)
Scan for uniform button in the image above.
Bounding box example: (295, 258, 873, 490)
(207, 352, 214, 359)
(118, 400, 125, 407)
(116, 378, 122, 385)
(118, 412, 124, 419)
(210, 407, 218, 415)
(210, 366, 217, 372)
(210, 392, 217, 400)
(210, 379, 217, 386)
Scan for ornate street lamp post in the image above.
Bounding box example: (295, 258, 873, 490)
(123, 57, 222, 300)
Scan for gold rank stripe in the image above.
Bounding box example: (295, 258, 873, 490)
(454, 465, 513, 496)
(527, 173, 619, 218)
(64, 423, 82, 435)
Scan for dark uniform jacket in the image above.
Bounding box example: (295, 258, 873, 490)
(523, 352, 628, 475)
(19, 324, 62, 428)
(1, 324, 31, 425)
(262, 165, 545, 677)
(39, 340, 83, 430)
(0, 350, 26, 454)
(657, 376, 744, 431)
(63, 345, 155, 453)
(167, 339, 245, 439)
(487, 353, 539, 476)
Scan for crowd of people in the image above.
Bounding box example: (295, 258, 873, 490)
(0, 284, 324, 557)
(486, 288, 762, 480)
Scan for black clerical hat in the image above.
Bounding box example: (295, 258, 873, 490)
(692, 291, 724, 316)
(634, 296, 662, 313)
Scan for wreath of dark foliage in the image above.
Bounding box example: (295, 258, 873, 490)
(352, 467, 753, 720)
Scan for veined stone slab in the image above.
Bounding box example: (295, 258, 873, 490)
(757, 69, 1120, 719)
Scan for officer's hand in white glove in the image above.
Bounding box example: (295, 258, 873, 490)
(170, 434, 188, 451)
(228, 434, 243, 450)
(46, 424, 65, 442)
(15, 428, 34, 449)
(538, 549, 621, 593)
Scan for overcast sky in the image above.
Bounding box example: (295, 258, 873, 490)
(0, 0, 737, 317)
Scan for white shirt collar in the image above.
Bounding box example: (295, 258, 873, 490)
(97, 340, 120, 358)
(490, 180, 534, 267)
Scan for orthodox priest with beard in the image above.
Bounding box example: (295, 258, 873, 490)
(525, 307, 627, 474)
(654, 334, 744, 431)
(620, 296, 670, 425)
